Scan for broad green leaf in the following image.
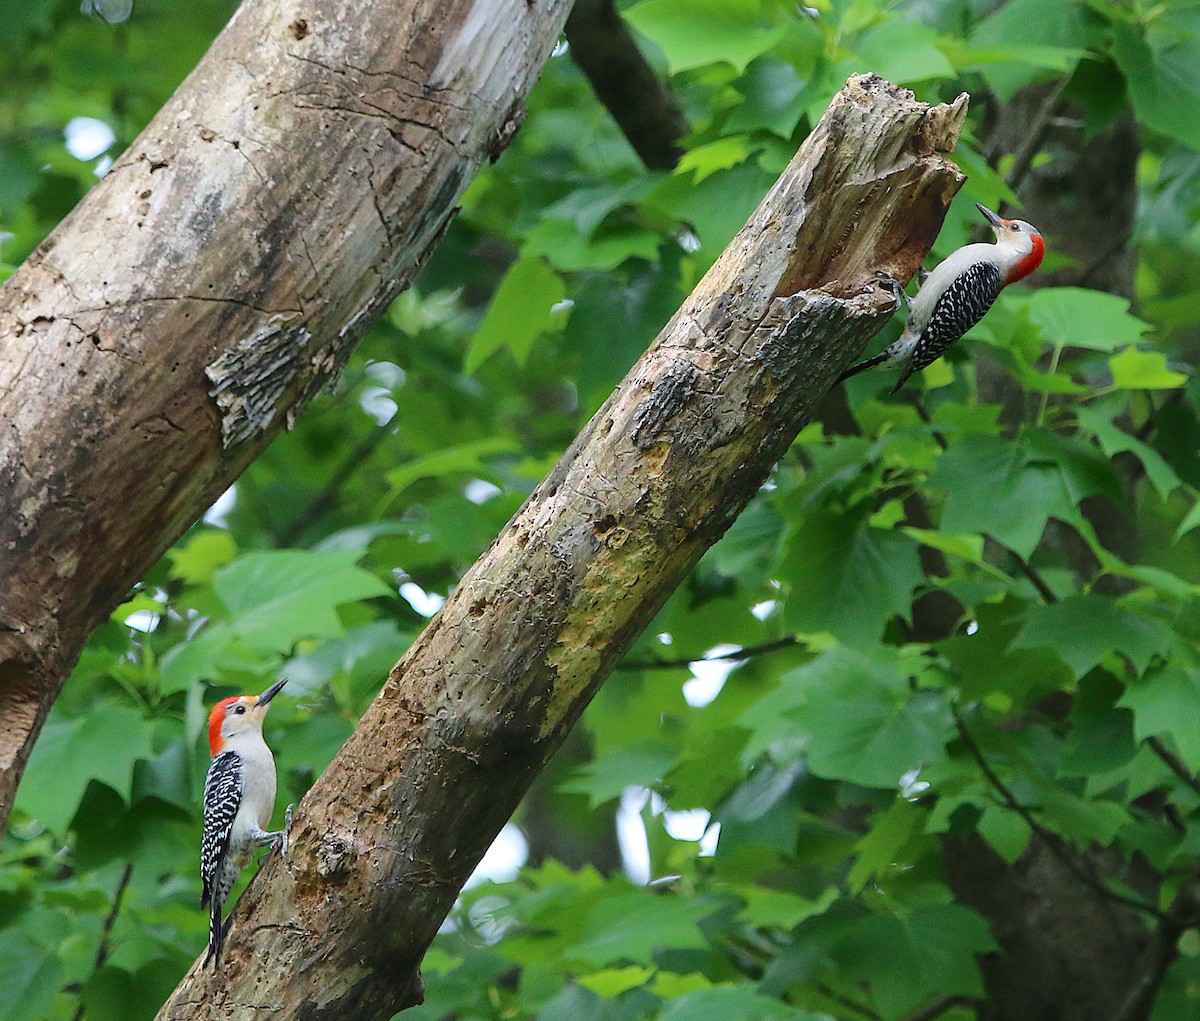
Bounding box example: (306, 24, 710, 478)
(677, 136, 758, 183)
(215, 549, 392, 654)
(821, 905, 994, 1017)
(383, 438, 515, 508)
(902, 527, 984, 565)
(569, 892, 718, 966)
(1039, 788, 1130, 845)
(756, 647, 954, 789)
(659, 986, 820, 1021)
(624, 0, 787, 74)
(736, 885, 838, 929)
(939, 601, 1073, 704)
(1108, 347, 1187, 390)
(558, 740, 679, 807)
(1075, 405, 1181, 501)
(576, 966, 655, 998)
(1024, 287, 1149, 353)
(966, 0, 1085, 98)
(976, 804, 1033, 864)
(1012, 594, 1173, 679)
(848, 798, 924, 892)
(928, 435, 1076, 560)
(1118, 667, 1200, 771)
(726, 58, 809, 138)
(850, 20, 955, 85)
(781, 510, 923, 645)
(0, 935, 62, 1021)
(464, 257, 565, 372)
(167, 529, 238, 586)
(1112, 21, 1200, 151)
(16, 705, 154, 833)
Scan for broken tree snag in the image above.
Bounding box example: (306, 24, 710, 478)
(0, 0, 574, 831)
(155, 75, 967, 1020)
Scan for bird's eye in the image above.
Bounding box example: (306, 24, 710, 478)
(234, 705, 247, 715)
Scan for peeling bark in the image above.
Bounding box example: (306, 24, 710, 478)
(0, 0, 573, 830)
(155, 75, 968, 1020)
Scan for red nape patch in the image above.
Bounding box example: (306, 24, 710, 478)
(1007, 232, 1045, 284)
(208, 697, 241, 755)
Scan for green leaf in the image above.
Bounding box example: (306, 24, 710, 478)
(821, 905, 994, 1018)
(383, 437, 516, 505)
(624, 0, 787, 74)
(569, 892, 717, 966)
(659, 986, 819, 1021)
(0, 935, 62, 1021)
(15, 705, 154, 833)
(902, 527, 984, 565)
(1024, 287, 1150, 353)
(1108, 347, 1188, 390)
(848, 798, 924, 892)
(1112, 20, 1200, 151)
(558, 739, 679, 807)
(928, 435, 1076, 560)
(976, 804, 1033, 864)
(1012, 594, 1173, 679)
(762, 647, 955, 789)
(850, 20, 955, 85)
(677, 136, 758, 183)
(464, 257, 565, 372)
(576, 966, 654, 998)
(1075, 405, 1181, 501)
(167, 529, 238, 586)
(781, 510, 924, 645)
(1118, 667, 1200, 771)
(938, 600, 1073, 704)
(726, 58, 809, 138)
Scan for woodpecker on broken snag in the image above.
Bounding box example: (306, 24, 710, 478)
(838, 203, 1045, 392)
(201, 677, 293, 969)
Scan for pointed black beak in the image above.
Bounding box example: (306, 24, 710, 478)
(976, 203, 1005, 230)
(258, 677, 287, 706)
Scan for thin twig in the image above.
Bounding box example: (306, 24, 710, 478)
(901, 995, 977, 1021)
(1003, 545, 1057, 603)
(1147, 736, 1200, 801)
(617, 635, 798, 671)
(72, 863, 133, 1021)
(954, 706, 1164, 920)
(813, 982, 882, 1021)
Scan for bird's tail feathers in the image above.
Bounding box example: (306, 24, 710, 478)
(836, 350, 892, 384)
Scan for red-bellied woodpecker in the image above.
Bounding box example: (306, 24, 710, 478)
(838, 203, 1045, 392)
(201, 677, 291, 969)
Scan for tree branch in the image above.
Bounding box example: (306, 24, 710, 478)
(155, 75, 970, 1019)
(0, 0, 574, 832)
(565, 0, 689, 170)
(954, 706, 1163, 920)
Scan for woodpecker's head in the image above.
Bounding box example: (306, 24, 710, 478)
(208, 677, 286, 756)
(977, 203, 1045, 284)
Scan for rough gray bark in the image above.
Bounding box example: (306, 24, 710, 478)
(0, 0, 573, 832)
(155, 75, 968, 1020)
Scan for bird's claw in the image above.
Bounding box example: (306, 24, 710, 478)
(281, 804, 296, 860)
(873, 271, 909, 309)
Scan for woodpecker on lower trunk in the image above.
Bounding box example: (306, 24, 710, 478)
(838, 203, 1045, 392)
(201, 677, 291, 969)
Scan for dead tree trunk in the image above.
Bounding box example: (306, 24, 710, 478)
(155, 75, 968, 1020)
(0, 0, 573, 831)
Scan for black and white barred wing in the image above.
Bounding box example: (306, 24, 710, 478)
(201, 750, 241, 907)
(911, 260, 1005, 373)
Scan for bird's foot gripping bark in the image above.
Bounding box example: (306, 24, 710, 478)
(873, 270, 911, 310)
(257, 805, 295, 859)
